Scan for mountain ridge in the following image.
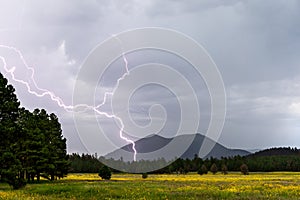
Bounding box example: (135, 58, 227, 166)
(105, 133, 250, 161)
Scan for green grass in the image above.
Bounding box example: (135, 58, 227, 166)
(1, 172, 300, 199)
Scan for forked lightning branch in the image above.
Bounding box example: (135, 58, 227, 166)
(0, 44, 137, 161)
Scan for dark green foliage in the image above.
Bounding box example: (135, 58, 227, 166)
(191, 154, 202, 171)
(0, 73, 25, 189)
(17, 108, 69, 182)
(221, 164, 228, 175)
(198, 164, 208, 175)
(240, 163, 249, 175)
(142, 173, 148, 179)
(0, 152, 26, 189)
(210, 163, 218, 174)
(169, 158, 189, 174)
(0, 73, 68, 188)
(98, 165, 111, 180)
(46, 112, 69, 180)
(69, 153, 102, 173)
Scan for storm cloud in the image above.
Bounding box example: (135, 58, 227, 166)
(0, 0, 300, 155)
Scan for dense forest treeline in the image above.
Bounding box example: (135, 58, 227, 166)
(69, 147, 300, 174)
(69, 153, 102, 173)
(0, 73, 68, 189)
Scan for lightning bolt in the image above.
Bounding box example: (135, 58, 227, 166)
(0, 43, 137, 161)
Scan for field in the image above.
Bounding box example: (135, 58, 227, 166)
(1, 172, 300, 199)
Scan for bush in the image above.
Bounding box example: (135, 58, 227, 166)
(9, 178, 27, 190)
(240, 163, 249, 175)
(98, 165, 111, 180)
(210, 163, 218, 174)
(221, 164, 228, 175)
(142, 173, 148, 179)
(198, 164, 208, 175)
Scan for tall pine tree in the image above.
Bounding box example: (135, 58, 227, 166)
(0, 73, 26, 189)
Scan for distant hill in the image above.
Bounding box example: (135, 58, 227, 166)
(248, 147, 300, 157)
(105, 133, 250, 161)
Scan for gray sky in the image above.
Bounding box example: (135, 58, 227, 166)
(0, 0, 300, 155)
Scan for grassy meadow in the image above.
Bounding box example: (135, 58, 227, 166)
(1, 172, 300, 199)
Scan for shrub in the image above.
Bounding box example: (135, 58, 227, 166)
(221, 164, 228, 175)
(98, 165, 111, 180)
(240, 163, 249, 175)
(142, 173, 148, 179)
(210, 163, 218, 175)
(198, 164, 208, 175)
(9, 178, 27, 190)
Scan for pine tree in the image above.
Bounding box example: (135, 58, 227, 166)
(210, 163, 218, 174)
(221, 164, 228, 175)
(240, 163, 249, 175)
(0, 73, 20, 152)
(98, 165, 111, 180)
(198, 164, 208, 175)
(28, 109, 68, 181)
(0, 73, 68, 187)
(0, 73, 26, 189)
(47, 113, 68, 180)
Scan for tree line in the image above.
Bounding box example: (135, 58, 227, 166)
(69, 153, 102, 173)
(68, 147, 300, 175)
(0, 73, 68, 189)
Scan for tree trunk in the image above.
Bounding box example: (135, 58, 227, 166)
(20, 170, 25, 180)
(37, 173, 40, 182)
(26, 171, 30, 182)
(30, 174, 34, 182)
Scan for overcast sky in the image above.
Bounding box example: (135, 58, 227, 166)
(0, 0, 300, 156)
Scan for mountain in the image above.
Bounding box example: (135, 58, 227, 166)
(105, 133, 250, 161)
